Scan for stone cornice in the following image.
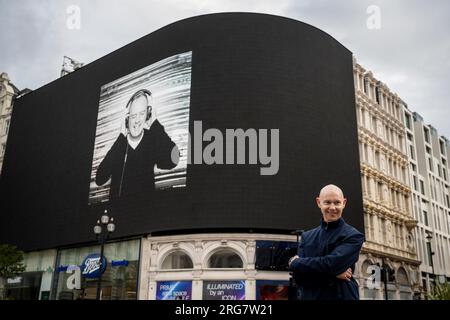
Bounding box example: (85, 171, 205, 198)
(363, 198, 414, 222)
(361, 246, 421, 266)
(358, 128, 408, 165)
(356, 94, 404, 131)
(360, 163, 411, 195)
(356, 99, 406, 136)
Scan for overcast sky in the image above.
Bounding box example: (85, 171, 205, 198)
(1, 0, 449, 137)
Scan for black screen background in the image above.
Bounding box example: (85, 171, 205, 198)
(0, 13, 363, 251)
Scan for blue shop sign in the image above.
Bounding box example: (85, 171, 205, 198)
(111, 260, 129, 267)
(81, 253, 107, 278)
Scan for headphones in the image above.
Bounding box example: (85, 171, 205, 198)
(125, 89, 152, 129)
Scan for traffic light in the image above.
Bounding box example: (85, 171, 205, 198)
(388, 266, 396, 282)
(380, 264, 396, 282)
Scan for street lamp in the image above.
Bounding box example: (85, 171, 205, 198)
(93, 209, 115, 300)
(425, 232, 435, 276)
(425, 231, 436, 296)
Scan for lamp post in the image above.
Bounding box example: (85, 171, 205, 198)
(425, 232, 435, 276)
(93, 209, 115, 300)
(425, 231, 436, 296)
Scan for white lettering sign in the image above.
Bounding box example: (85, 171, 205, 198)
(66, 265, 81, 290)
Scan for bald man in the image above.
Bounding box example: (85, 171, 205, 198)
(96, 90, 179, 200)
(288, 184, 365, 300)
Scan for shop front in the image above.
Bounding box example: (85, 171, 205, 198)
(4, 250, 56, 300)
(52, 239, 140, 300)
(138, 233, 296, 300)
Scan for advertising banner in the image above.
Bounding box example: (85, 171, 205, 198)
(256, 280, 289, 300)
(203, 280, 245, 300)
(156, 281, 192, 300)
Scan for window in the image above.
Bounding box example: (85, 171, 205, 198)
(54, 239, 140, 300)
(420, 180, 425, 195)
(378, 182, 383, 201)
(413, 175, 418, 191)
(161, 250, 193, 269)
(405, 113, 412, 130)
(423, 211, 429, 226)
(428, 157, 434, 172)
(397, 268, 412, 300)
(424, 128, 430, 143)
(375, 87, 380, 104)
(409, 145, 415, 160)
(439, 140, 445, 155)
(364, 144, 368, 163)
(391, 189, 396, 207)
(372, 117, 377, 134)
(375, 151, 380, 169)
(208, 249, 243, 268)
(4, 119, 10, 135)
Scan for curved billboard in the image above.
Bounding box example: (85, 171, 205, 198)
(1, 13, 363, 250)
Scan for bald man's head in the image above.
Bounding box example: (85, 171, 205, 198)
(316, 184, 347, 223)
(319, 184, 344, 198)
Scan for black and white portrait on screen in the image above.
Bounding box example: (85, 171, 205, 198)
(89, 52, 192, 204)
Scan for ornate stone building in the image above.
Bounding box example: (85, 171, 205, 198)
(0, 72, 20, 175)
(403, 109, 450, 294)
(138, 233, 295, 300)
(352, 59, 422, 299)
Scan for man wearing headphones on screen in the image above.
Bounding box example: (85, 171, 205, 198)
(95, 89, 180, 200)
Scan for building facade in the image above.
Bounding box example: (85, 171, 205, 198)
(8, 61, 450, 299)
(353, 60, 422, 299)
(139, 233, 295, 300)
(403, 109, 450, 294)
(0, 72, 19, 174)
(1, 14, 363, 300)
(5, 13, 450, 301)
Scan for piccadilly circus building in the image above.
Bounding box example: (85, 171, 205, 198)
(0, 13, 422, 300)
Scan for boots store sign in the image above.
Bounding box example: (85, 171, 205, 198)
(62, 253, 107, 290)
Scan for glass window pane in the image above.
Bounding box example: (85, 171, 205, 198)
(208, 249, 243, 268)
(161, 251, 193, 269)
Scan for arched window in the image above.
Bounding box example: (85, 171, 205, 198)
(161, 250, 193, 269)
(397, 267, 409, 286)
(397, 267, 412, 300)
(208, 249, 243, 268)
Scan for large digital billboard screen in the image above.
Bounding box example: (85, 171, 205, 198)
(0, 13, 363, 251)
(89, 52, 191, 204)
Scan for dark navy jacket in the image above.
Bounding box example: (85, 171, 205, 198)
(289, 218, 365, 300)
